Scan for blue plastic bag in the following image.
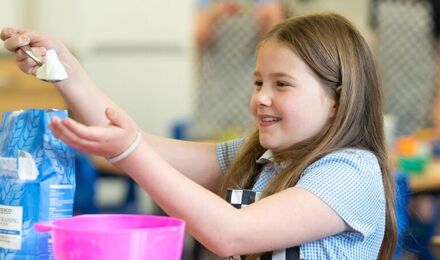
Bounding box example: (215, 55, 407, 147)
(0, 109, 75, 259)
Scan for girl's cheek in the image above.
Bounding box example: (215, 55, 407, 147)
(249, 96, 257, 113)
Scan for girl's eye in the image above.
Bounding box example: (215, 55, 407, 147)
(276, 81, 290, 87)
(254, 80, 263, 87)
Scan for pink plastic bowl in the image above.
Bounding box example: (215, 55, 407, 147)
(34, 214, 185, 260)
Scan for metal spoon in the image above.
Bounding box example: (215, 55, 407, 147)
(19, 45, 63, 83)
(20, 45, 43, 67)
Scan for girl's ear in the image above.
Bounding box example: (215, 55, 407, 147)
(336, 86, 342, 96)
(331, 102, 338, 119)
(331, 86, 342, 119)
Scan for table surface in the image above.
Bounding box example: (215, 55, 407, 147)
(409, 161, 440, 193)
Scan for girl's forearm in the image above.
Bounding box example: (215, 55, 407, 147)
(53, 50, 116, 126)
(141, 133, 222, 191)
(116, 141, 241, 256)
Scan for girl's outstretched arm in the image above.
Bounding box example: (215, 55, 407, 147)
(1, 27, 111, 126)
(49, 108, 348, 257)
(1, 28, 222, 190)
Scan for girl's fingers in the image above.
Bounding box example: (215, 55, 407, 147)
(3, 30, 50, 54)
(0, 28, 15, 40)
(16, 47, 46, 63)
(49, 118, 100, 152)
(51, 117, 95, 142)
(28, 66, 39, 75)
(61, 117, 114, 142)
(105, 107, 129, 129)
(17, 59, 39, 74)
(0, 28, 22, 41)
(3, 33, 30, 52)
(50, 117, 124, 158)
(34, 47, 47, 61)
(49, 118, 80, 144)
(2, 29, 52, 75)
(20, 30, 49, 46)
(49, 115, 132, 158)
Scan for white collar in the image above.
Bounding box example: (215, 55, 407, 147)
(256, 150, 274, 164)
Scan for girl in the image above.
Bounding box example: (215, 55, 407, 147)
(1, 13, 396, 259)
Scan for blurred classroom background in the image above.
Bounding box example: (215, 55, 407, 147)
(1, 0, 440, 259)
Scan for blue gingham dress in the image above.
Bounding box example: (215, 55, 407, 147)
(217, 139, 386, 259)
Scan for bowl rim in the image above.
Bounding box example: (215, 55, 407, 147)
(45, 214, 185, 233)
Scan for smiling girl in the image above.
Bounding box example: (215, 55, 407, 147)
(2, 12, 396, 259)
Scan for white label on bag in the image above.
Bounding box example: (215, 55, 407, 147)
(0, 205, 23, 250)
(49, 185, 74, 219)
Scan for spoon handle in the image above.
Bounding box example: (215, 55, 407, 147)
(20, 45, 43, 67)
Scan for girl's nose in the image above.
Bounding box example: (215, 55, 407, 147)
(253, 89, 271, 106)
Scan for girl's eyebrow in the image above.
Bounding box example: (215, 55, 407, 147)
(254, 71, 297, 81)
(270, 72, 296, 79)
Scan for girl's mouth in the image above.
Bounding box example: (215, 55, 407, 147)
(261, 116, 281, 122)
(259, 116, 281, 126)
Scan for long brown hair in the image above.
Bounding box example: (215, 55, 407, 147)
(219, 13, 396, 259)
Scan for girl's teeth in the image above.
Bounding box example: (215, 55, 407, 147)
(262, 117, 280, 122)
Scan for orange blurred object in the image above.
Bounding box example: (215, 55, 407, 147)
(396, 136, 418, 156)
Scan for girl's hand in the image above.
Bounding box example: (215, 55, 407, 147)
(1, 27, 68, 76)
(49, 107, 139, 160)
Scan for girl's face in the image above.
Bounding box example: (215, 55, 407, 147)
(250, 39, 336, 152)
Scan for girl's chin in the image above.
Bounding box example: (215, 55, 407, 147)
(259, 136, 295, 152)
(259, 137, 277, 150)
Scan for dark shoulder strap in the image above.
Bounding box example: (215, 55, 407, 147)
(244, 163, 263, 190)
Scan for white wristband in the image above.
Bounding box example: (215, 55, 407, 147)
(107, 132, 142, 164)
